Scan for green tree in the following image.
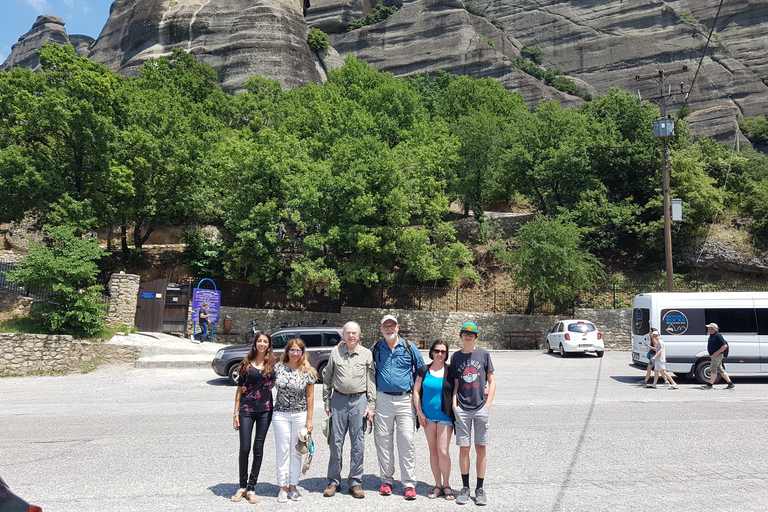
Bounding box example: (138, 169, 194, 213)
(4, 226, 106, 336)
(510, 216, 604, 313)
(307, 28, 330, 51)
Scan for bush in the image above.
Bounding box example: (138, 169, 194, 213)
(464, 3, 487, 17)
(307, 28, 330, 51)
(347, 5, 398, 31)
(3, 226, 107, 336)
(484, 37, 495, 48)
(520, 45, 543, 64)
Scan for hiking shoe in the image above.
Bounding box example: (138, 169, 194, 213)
(349, 485, 365, 499)
(404, 487, 417, 500)
(379, 483, 392, 496)
(475, 488, 487, 506)
(637, 380, 647, 386)
(456, 487, 471, 505)
(702, 384, 713, 389)
(725, 383, 735, 389)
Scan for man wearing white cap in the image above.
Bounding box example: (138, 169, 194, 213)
(372, 314, 425, 500)
(705, 323, 734, 389)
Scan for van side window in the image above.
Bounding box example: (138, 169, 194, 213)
(704, 308, 757, 333)
(632, 308, 650, 335)
(300, 333, 323, 347)
(756, 309, 768, 335)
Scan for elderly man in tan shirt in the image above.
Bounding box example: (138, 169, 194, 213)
(322, 321, 376, 499)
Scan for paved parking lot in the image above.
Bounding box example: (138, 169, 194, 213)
(2, 350, 768, 511)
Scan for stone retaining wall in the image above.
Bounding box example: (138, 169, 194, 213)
(212, 305, 632, 350)
(0, 333, 140, 375)
(105, 272, 140, 327)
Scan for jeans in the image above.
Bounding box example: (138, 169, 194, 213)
(238, 411, 272, 490)
(193, 321, 209, 342)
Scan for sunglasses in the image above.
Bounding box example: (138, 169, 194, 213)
(288, 349, 303, 354)
(433, 349, 447, 354)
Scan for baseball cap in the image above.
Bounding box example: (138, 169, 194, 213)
(381, 314, 398, 325)
(460, 321, 478, 334)
(706, 323, 719, 331)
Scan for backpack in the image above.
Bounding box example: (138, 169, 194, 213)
(723, 343, 730, 358)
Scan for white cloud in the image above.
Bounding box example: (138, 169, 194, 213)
(25, 0, 51, 11)
(63, 0, 75, 7)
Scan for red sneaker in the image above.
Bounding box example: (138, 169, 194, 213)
(379, 483, 392, 496)
(404, 487, 417, 500)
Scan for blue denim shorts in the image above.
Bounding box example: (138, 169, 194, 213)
(426, 418, 453, 427)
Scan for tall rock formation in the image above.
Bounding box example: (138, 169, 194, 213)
(87, 0, 326, 92)
(0, 15, 93, 72)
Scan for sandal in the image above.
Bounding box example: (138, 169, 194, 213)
(276, 490, 288, 503)
(231, 488, 246, 502)
(428, 486, 444, 499)
(245, 490, 259, 504)
(444, 486, 456, 501)
(289, 490, 302, 501)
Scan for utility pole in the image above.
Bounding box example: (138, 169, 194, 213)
(636, 67, 689, 292)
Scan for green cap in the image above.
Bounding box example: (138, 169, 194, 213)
(460, 322, 478, 334)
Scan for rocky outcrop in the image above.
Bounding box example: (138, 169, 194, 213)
(87, 0, 325, 92)
(681, 241, 768, 275)
(0, 15, 93, 72)
(329, 0, 583, 109)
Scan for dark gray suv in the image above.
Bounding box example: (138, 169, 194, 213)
(211, 326, 343, 385)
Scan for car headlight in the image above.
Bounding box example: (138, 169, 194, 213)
(215, 349, 225, 360)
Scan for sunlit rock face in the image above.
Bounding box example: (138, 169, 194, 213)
(87, 0, 325, 92)
(1, 15, 93, 72)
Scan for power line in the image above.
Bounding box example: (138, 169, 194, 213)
(681, 0, 726, 112)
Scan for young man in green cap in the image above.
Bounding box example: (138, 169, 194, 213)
(450, 321, 495, 506)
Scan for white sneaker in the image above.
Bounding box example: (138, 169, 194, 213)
(663, 382, 671, 387)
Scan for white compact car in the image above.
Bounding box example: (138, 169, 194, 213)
(546, 319, 604, 357)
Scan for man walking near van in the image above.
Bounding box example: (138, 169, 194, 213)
(705, 323, 735, 389)
(190, 301, 212, 343)
(373, 314, 425, 500)
(322, 322, 375, 499)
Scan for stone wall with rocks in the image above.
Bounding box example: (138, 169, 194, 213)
(0, 292, 35, 316)
(211, 305, 632, 350)
(105, 272, 140, 327)
(0, 333, 140, 375)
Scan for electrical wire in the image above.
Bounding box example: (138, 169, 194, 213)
(681, 0, 726, 112)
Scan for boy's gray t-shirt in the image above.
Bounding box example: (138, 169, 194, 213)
(451, 348, 494, 411)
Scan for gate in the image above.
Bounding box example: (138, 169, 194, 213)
(134, 279, 191, 334)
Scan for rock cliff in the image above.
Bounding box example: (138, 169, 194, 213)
(3, 0, 768, 140)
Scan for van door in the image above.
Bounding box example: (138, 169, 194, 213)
(631, 300, 651, 364)
(755, 308, 768, 372)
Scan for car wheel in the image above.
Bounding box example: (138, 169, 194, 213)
(227, 363, 242, 386)
(316, 361, 327, 380)
(546, 342, 553, 354)
(559, 344, 568, 358)
(596, 351, 604, 358)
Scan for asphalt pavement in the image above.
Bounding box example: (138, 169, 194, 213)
(2, 350, 768, 511)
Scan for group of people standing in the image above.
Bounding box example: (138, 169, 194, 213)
(231, 315, 496, 506)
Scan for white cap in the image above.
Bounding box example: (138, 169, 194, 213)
(706, 323, 719, 331)
(381, 314, 398, 325)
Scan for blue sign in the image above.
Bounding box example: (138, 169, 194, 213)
(141, 292, 156, 299)
(191, 288, 221, 323)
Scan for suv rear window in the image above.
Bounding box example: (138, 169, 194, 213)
(300, 333, 323, 347)
(568, 322, 596, 333)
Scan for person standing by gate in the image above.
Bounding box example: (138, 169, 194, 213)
(191, 301, 212, 343)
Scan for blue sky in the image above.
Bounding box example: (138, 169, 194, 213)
(1, 0, 113, 64)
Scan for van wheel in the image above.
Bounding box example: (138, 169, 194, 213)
(559, 344, 568, 358)
(546, 342, 553, 354)
(596, 351, 604, 358)
(694, 360, 711, 384)
(227, 363, 241, 386)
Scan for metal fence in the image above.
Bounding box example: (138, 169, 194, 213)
(186, 276, 768, 315)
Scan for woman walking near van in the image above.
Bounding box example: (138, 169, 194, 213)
(413, 340, 456, 500)
(273, 338, 317, 503)
(232, 331, 276, 504)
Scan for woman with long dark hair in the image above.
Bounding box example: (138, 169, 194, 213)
(232, 331, 276, 504)
(273, 338, 317, 502)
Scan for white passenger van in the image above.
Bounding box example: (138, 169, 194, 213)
(632, 292, 768, 383)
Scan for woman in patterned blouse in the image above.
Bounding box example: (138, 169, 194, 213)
(273, 338, 317, 502)
(232, 331, 276, 504)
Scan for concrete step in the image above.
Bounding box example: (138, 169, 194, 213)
(108, 331, 223, 369)
(134, 354, 214, 369)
